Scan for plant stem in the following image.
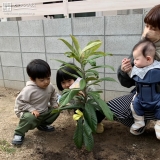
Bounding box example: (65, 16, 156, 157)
(80, 59, 87, 103)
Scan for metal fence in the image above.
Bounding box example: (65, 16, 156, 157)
(0, 0, 159, 18)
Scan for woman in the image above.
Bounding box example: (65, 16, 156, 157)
(107, 4, 160, 135)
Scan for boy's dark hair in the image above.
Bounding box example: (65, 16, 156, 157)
(132, 39, 156, 57)
(27, 59, 51, 80)
(144, 4, 160, 30)
(56, 63, 81, 91)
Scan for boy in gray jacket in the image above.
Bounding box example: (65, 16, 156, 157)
(12, 59, 59, 145)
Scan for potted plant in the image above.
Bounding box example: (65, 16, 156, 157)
(53, 35, 115, 151)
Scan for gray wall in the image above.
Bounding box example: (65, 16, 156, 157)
(0, 14, 145, 101)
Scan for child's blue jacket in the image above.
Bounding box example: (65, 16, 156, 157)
(133, 68, 160, 119)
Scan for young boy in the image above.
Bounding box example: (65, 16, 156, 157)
(12, 59, 59, 145)
(123, 39, 160, 139)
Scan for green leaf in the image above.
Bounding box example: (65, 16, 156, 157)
(83, 102, 97, 132)
(61, 69, 79, 79)
(64, 52, 74, 58)
(86, 77, 98, 82)
(73, 118, 83, 149)
(64, 52, 80, 62)
(105, 52, 113, 56)
(91, 84, 101, 88)
(53, 59, 81, 73)
(82, 41, 102, 54)
(88, 77, 117, 86)
(59, 38, 80, 62)
(59, 38, 76, 53)
(86, 40, 98, 46)
(90, 103, 102, 112)
(86, 99, 103, 112)
(61, 88, 70, 94)
(83, 131, 94, 151)
(83, 119, 92, 136)
(86, 69, 99, 78)
(59, 89, 80, 107)
(86, 51, 112, 58)
(88, 59, 96, 66)
(59, 103, 84, 111)
(71, 35, 81, 55)
(63, 63, 81, 71)
(87, 91, 101, 98)
(79, 79, 86, 90)
(87, 54, 105, 60)
(85, 72, 96, 78)
(87, 65, 115, 72)
(53, 59, 68, 65)
(62, 63, 83, 77)
(49, 112, 60, 121)
(74, 95, 85, 101)
(51, 109, 60, 114)
(59, 91, 70, 105)
(102, 77, 117, 82)
(88, 92, 114, 121)
(85, 51, 106, 59)
(64, 51, 74, 57)
(91, 90, 103, 94)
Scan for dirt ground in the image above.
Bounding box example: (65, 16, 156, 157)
(0, 87, 160, 160)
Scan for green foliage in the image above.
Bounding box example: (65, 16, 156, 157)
(73, 118, 83, 149)
(0, 139, 16, 154)
(54, 35, 115, 151)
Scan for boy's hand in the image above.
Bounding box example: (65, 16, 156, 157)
(31, 110, 40, 118)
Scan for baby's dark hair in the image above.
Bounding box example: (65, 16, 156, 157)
(132, 39, 156, 58)
(27, 59, 51, 80)
(56, 63, 81, 91)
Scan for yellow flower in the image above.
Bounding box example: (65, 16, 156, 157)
(73, 109, 83, 121)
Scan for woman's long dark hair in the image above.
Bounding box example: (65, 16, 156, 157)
(144, 4, 160, 30)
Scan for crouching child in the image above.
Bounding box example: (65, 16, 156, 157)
(12, 59, 59, 145)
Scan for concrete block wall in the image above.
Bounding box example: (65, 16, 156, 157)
(0, 14, 144, 101)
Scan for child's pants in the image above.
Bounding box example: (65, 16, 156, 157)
(14, 108, 59, 136)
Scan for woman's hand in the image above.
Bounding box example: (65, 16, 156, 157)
(142, 26, 160, 43)
(121, 58, 132, 73)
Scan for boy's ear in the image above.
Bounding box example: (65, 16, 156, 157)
(30, 77, 34, 81)
(146, 56, 152, 61)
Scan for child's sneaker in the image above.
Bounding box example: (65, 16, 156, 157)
(96, 123, 104, 133)
(37, 125, 55, 132)
(130, 120, 150, 135)
(12, 134, 24, 145)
